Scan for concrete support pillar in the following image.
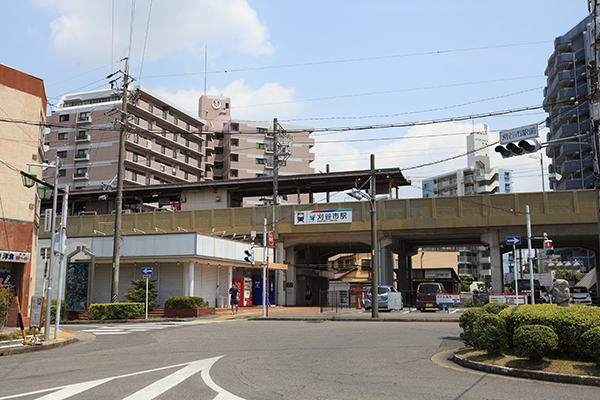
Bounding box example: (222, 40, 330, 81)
(396, 254, 412, 294)
(379, 247, 395, 286)
(227, 266, 233, 291)
(481, 230, 503, 292)
(188, 261, 194, 297)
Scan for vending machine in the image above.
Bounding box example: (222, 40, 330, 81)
(233, 278, 253, 306)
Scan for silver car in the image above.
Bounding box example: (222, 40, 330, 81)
(570, 286, 593, 305)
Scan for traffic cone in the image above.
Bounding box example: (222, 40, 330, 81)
(357, 297, 361, 309)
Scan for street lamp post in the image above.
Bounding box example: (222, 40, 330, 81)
(348, 155, 378, 318)
(529, 155, 545, 192)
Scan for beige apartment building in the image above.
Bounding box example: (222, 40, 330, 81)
(0, 64, 47, 326)
(44, 89, 315, 211)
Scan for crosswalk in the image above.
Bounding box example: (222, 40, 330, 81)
(81, 320, 221, 336)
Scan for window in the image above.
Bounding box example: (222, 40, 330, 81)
(230, 154, 238, 162)
(58, 132, 68, 140)
(161, 146, 166, 154)
(162, 129, 166, 137)
(184, 172, 188, 180)
(146, 157, 151, 167)
(256, 143, 267, 149)
(174, 116, 178, 125)
(186, 123, 190, 131)
(256, 158, 267, 165)
(57, 151, 67, 158)
(185, 154, 189, 163)
(148, 121, 154, 131)
(215, 161, 223, 170)
(132, 153, 138, 162)
(172, 167, 177, 176)
(78, 111, 90, 121)
(185, 139, 190, 147)
(146, 176, 150, 185)
(134, 117, 139, 125)
(162, 110, 168, 119)
(133, 133, 139, 144)
(160, 164, 165, 172)
(77, 130, 88, 140)
(231, 139, 239, 146)
(504, 172, 510, 179)
(75, 167, 87, 177)
(215, 133, 224, 140)
(59, 114, 70, 122)
(76, 149, 88, 157)
(505, 183, 511, 191)
(172, 149, 177, 158)
(256, 173, 268, 178)
(58, 169, 66, 177)
(215, 147, 223, 155)
(231, 123, 239, 132)
(197, 159, 202, 167)
(131, 171, 137, 181)
(230, 170, 238, 178)
(148, 104, 153, 113)
(173, 133, 178, 142)
(256, 127, 267, 133)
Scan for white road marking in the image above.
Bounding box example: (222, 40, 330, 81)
(449, 309, 459, 314)
(0, 356, 244, 400)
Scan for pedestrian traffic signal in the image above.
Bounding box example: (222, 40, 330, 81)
(495, 139, 541, 158)
(244, 248, 254, 264)
(543, 238, 554, 256)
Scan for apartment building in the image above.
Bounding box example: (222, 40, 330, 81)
(421, 129, 510, 282)
(45, 87, 213, 212)
(199, 95, 315, 204)
(0, 64, 46, 326)
(543, 14, 595, 192)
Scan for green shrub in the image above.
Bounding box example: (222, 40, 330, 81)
(513, 325, 558, 361)
(472, 313, 509, 355)
(459, 307, 486, 347)
(0, 286, 15, 326)
(124, 279, 158, 310)
(88, 303, 144, 320)
(483, 302, 509, 315)
(499, 304, 600, 356)
(164, 296, 206, 309)
(581, 326, 600, 364)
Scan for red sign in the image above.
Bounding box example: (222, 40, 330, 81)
(268, 231, 274, 246)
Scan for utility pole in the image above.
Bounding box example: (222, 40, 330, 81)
(111, 58, 132, 303)
(271, 118, 292, 263)
(370, 154, 378, 318)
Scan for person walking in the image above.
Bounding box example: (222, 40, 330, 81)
(229, 285, 239, 314)
(305, 285, 312, 305)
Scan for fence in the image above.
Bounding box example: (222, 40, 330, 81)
(319, 290, 351, 312)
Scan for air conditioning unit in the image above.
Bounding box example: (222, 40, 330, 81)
(215, 195, 221, 202)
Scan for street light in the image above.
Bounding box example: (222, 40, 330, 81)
(347, 154, 378, 318)
(529, 155, 545, 192)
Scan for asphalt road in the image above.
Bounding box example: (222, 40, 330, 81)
(0, 319, 598, 399)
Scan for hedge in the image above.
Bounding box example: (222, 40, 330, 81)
(164, 296, 206, 309)
(581, 326, 600, 363)
(459, 308, 487, 347)
(88, 303, 144, 320)
(472, 313, 509, 355)
(483, 302, 509, 315)
(499, 304, 600, 357)
(513, 325, 558, 361)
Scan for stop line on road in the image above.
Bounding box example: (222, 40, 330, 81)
(81, 320, 222, 336)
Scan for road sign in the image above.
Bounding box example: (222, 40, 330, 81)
(268, 231, 274, 246)
(499, 124, 538, 145)
(142, 267, 153, 277)
(506, 236, 521, 245)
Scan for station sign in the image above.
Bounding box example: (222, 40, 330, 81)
(499, 124, 538, 145)
(294, 209, 352, 225)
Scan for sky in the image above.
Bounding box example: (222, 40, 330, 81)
(1, 0, 592, 200)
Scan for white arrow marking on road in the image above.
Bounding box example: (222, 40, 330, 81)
(0, 356, 245, 400)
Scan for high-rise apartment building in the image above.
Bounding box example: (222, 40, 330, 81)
(543, 15, 595, 191)
(421, 128, 512, 282)
(45, 86, 212, 198)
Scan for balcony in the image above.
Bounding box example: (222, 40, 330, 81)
(75, 133, 91, 142)
(77, 115, 92, 124)
(74, 153, 90, 161)
(73, 172, 89, 180)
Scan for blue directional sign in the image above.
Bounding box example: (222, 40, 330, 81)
(141, 267, 153, 276)
(506, 236, 521, 246)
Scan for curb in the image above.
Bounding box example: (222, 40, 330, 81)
(0, 336, 79, 357)
(452, 353, 600, 387)
(251, 316, 461, 322)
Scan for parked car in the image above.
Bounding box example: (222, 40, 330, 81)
(363, 286, 401, 311)
(509, 279, 548, 304)
(415, 282, 446, 311)
(570, 286, 593, 305)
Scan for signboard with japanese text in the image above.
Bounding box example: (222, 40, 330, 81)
(489, 292, 528, 305)
(294, 209, 352, 225)
(436, 293, 460, 305)
(499, 124, 538, 145)
(0, 250, 31, 263)
(0, 262, 13, 287)
(30, 296, 44, 328)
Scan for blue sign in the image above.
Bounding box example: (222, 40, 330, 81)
(506, 236, 521, 245)
(142, 267, 153, 276)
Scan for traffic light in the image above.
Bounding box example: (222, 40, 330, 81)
(494, 139, 541, 158)
(543, 238, 554, 256)
(244, 248, 254, 264)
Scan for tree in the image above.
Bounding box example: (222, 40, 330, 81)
(522, 263, 538, 274)
(554, 269, 578, 282)
(460, 275, 475, 292)
(124, 279, 158, 310)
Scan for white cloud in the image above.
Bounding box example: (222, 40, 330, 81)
(153, 79, 301, 121)
(34, 0, 274, 65)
